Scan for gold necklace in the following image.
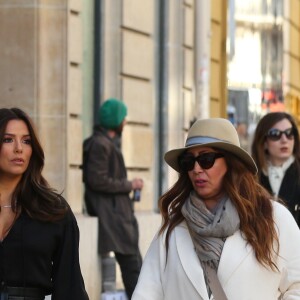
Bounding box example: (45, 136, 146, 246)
(0, 205, 12, 212)
(0, 210, 18, 242)
(0, 194, 13, 212)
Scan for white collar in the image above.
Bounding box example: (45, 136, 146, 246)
(267, 156, 295, 197)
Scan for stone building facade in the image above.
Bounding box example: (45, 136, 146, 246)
(0, 0, 227, 299)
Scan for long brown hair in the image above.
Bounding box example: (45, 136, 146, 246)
(159, 150, 279, 271)
(251, 112, 300, 176)
(0, 108, 68, 221)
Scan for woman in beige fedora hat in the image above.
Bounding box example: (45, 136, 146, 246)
(132, 118, 300, 300)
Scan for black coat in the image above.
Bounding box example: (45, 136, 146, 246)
(84, 127, 139, 254)
(260, 162, 300, 227)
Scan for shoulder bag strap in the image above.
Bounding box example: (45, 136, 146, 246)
(202, 262, 228, 300)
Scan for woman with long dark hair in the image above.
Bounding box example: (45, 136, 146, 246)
(251, 112, 300, 226)
(0, 107, 89, 299)
(132, 118, 300, 300)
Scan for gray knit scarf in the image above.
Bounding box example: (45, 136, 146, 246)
(181, 191, 240, 270)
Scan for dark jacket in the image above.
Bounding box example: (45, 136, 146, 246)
(260, 162, 300, 227)
(84, 127, 139, 254)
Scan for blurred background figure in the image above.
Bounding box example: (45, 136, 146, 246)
(251, 112, 300, 227)
(83, 98, 143, 299)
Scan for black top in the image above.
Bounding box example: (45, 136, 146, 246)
(260, 162, 300, 227)
(0, 210, 89, 299)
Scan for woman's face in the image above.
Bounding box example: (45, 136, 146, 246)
(0, 120, 32, 182)
(186, 146, 227, 208)
(265, 118, 295, 166)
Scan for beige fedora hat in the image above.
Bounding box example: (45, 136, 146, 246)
(164, 118, 257, 174)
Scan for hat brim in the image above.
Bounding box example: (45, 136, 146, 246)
(164, 141, 257, 174)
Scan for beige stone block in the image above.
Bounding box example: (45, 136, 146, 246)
(184, 5, 194, 47)
(68, 118, 82, 165)
(69, 0, 82, 12)
(210, 98, 222, 118)
(290, 56, 300, 89)
(38, 0, 66, 5)
(183, 90, 194, 128)
(123, 0, 154, 34)
(290, 25, 300, 57)
(69, 13, 82, 63)
(210, 61, 221, 100)
(184, 48, 193, 89)
(128, 170, 154, 212)
(136, 212, 161, 256)
(289, 88, 300, 100)
(211, 0, 222, 22)
(122, 30, 154, 79)
(211, 22, 221, 61)
(66, 168, 83, 213)
(284, 51, 292, 83)
(38, 7, 67, 113)
(38, 116, 66, 195)
(68, 66, 82, 115)
(122, 125, 153, 168)
(122, 77, 153, 124)
(76, 214, 100, 300)
(0, 0, 62, 5)
(184, 0, 194, 6)
(0, 6, 36, 105)
(290, 0, 300, 26)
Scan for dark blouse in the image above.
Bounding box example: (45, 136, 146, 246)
(260, 162, 300, 227)
(0, 209, 89, 300)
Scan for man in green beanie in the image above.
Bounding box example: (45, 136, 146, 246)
(83, 98, 144, 299)
(98, 98, 128, 130)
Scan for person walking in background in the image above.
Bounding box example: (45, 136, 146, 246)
(0, 108, 89, 300)
(132, 118, 300, 300)
(83, 98, 143, 299)
(251, 112, 300, 227)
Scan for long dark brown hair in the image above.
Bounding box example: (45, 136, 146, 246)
(251, 112, 300, 177)
(0, 108, 68, 221)
(159, 150, 279, 271)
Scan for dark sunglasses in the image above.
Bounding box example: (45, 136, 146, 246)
(266, 128, 294, 141)
(178, 152, 224, 172)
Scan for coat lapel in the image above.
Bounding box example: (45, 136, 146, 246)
(175, 223, 209, 300)
(175, 222, 253, 297)
(217, 230, 253, 284)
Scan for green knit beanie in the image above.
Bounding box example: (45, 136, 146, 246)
(98, 98, 127, 129)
